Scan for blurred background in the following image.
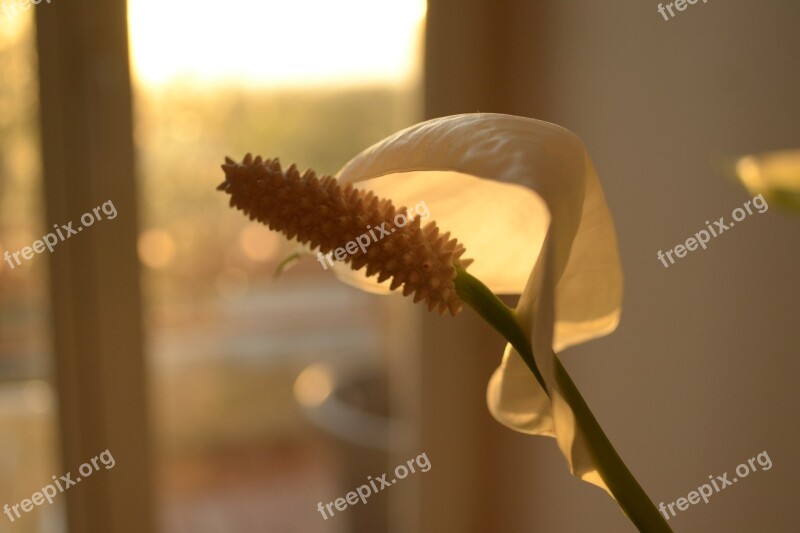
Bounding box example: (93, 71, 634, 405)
(0, 1, 798, 532)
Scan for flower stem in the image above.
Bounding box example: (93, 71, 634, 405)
(454, 267, 672, 532)
(553, 357, 672, 532)
(452, 266, 547, 392)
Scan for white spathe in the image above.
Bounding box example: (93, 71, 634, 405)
(335, 113, 623, 493)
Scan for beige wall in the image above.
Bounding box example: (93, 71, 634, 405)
(419, 1, 800, 531)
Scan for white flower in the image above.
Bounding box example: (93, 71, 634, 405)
(333, 113, 623, 493)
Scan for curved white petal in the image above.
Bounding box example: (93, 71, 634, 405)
(333, 113, 622, 494)
(486, 344, 553, 436)
(334, 113, 621, 345)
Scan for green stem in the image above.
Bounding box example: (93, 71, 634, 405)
(453, 266, 547, 392)
(454, 267, 672, 533)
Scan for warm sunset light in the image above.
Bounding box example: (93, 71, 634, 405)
(127, 0, 426, 88)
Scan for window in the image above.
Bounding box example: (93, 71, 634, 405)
(127, 1, 425, 530)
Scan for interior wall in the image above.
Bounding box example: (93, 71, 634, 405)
(423, 0, 800, 531)
(533, 1, 800, 531)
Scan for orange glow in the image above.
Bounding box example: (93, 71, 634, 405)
(137, 229, 176, 269)
(238, 224, 281, 262)
(127, 0, 426, 88)
(294, 363, 334, 408)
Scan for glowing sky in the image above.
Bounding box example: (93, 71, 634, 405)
(128, 0, 426, 87)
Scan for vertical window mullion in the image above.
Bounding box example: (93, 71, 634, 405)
(35, 2, 155, 532)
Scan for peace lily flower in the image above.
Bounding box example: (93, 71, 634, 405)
(736, 149, 800, 212)
(218, 113, 671, 532)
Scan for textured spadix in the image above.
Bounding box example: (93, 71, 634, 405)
(217, 154, 471, 315)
